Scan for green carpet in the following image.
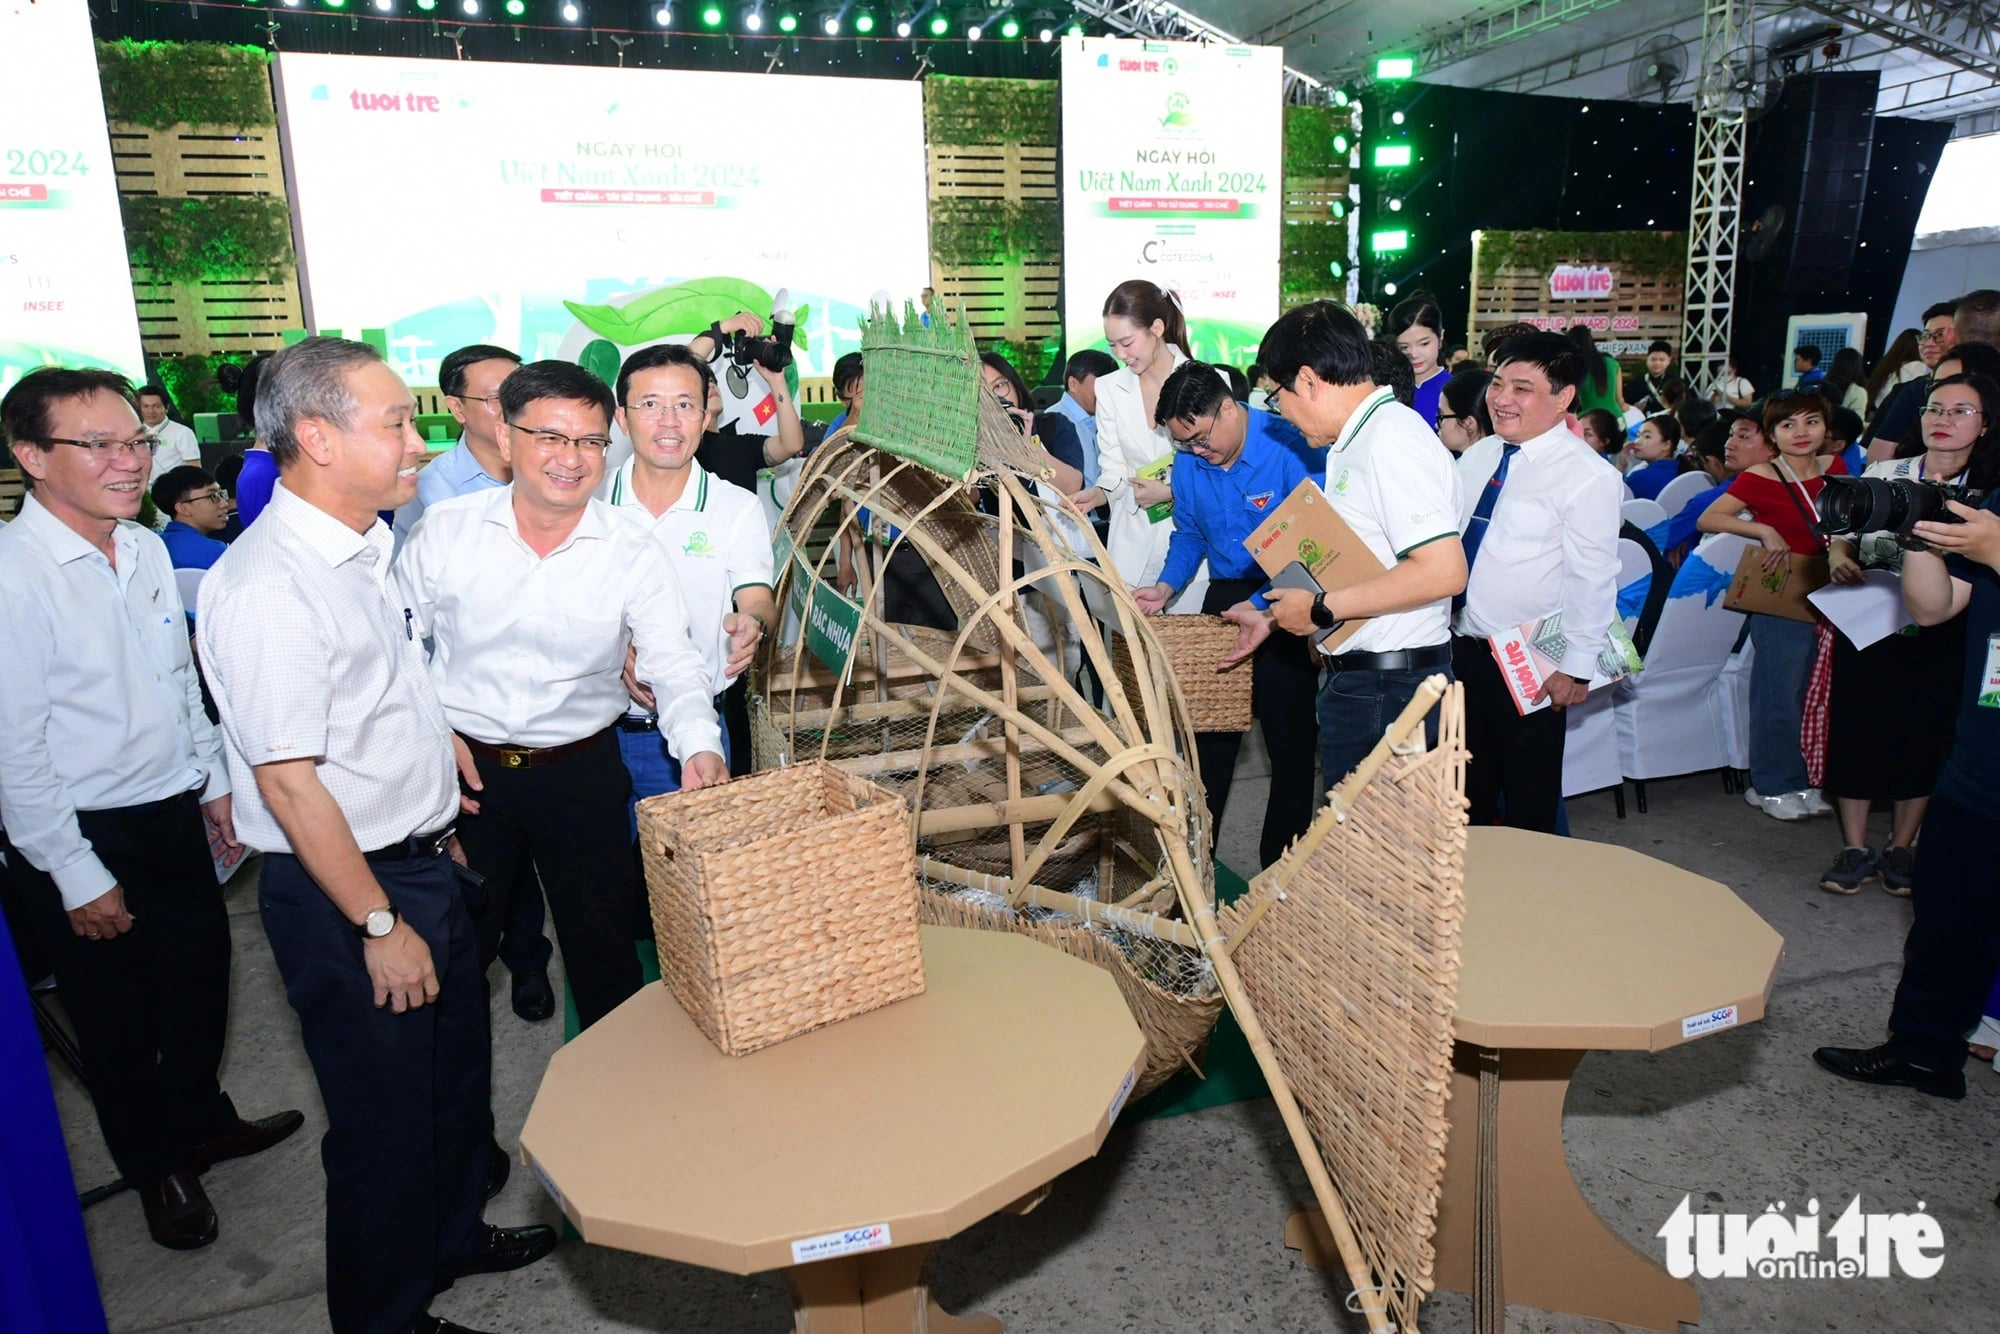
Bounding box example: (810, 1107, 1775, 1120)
(562, 862, 1271, 1122)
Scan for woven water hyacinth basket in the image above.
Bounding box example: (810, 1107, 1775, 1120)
(751, 298, 1223, 1095)
(637, 761, 924, 1056)
(1113, 614, 1252, 733)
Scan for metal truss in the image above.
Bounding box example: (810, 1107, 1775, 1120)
(1793, 0, 2000, 79)
(1681, 0, 1754, 399)
(1334, 0, 1645, 86)
(1069, 0, 1334, 101)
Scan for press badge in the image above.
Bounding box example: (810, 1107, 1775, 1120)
(1981, 634, 2000, 708)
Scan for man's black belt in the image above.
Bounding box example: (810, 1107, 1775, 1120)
(1321, 642, 1454, 674)
(361, 825, 455, 864)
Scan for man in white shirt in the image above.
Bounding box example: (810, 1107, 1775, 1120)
(393, 343, 520, 543)
(1222, 301, 1468, 791)
(1452, 331, 1623, 832)
(0, 367, 301, 1254)
(395, 359, 724, 1032)
(605, 344, 772, 825)
(138, 382, 203, 484)
(199, 338, 556, 1334)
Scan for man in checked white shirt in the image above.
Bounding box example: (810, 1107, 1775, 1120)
(395, 359, 725, 1033)
(198, 338, 555, 1334)
(1451, 331, 1623, 832)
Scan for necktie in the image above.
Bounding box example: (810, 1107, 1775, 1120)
(1454, 441, 1520, 614)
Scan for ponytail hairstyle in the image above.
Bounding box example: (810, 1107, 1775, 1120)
(1103, 279, 1192, 358)
(1384, 292, 1445, 344)
(1566, 325, 1609, 395)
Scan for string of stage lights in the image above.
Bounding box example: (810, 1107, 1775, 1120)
(240, 0, 1090, 42)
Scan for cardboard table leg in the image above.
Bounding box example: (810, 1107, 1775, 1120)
(1285, 1046, 1700, 1334)
(788, 1243, 1003, 1334)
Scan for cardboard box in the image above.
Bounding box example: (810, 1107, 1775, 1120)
(1721, 547, 1828, 623)
(1242, 479, 1388, 655)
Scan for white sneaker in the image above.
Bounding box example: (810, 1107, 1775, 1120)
(1743, 786, 1765, 810)
(1760, 790, 1815, 822)
(1802, 788, 1834, 816)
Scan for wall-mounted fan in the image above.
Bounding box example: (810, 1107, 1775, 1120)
(1628, 34, 1692, 104)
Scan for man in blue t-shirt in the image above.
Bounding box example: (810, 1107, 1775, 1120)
(150, 465, 229, 572)
(1815, 488, 2000, 1100)
(1131, 362, 1317, 867)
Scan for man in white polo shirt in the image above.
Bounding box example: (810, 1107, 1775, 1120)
(1222, 300, 1467, 789)
(604, 343, 773, 826)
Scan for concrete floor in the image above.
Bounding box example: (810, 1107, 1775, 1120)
(44, 734, 2000, 1333)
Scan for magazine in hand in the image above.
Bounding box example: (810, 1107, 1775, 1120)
(1488, 611, 1642, 716)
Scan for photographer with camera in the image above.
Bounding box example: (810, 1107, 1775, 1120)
(1814, 371, 2000, 1100)
(1813, 373, 2000, 893)
(1696, 390, 1848, 822)
(685, 305, 806, 495)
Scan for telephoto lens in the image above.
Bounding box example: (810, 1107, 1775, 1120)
(1815, 475, 1981, 546)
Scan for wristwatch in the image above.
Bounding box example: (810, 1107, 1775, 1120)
(355, 903, 400, 940)
(1309, 592, 1338, 630)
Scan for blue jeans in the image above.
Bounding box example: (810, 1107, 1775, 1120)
(618, 719, 732, 840)
(1748, 613, 1818, 795)
(1316, 662, 1453, 798)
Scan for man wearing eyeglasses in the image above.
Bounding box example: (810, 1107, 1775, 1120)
(394, 359, 724, 1033)
(604, 344, 772, 824)
(392, 344, 521, 543)
(1130, 360, 1319, 869)
(151, 465, 231, 571)
(0, 368, 302, 1254)
(1863, 299, 1959, 458)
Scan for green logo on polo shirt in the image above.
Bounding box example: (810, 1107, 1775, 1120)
(1332, 468, 1353, 494)
(683, 530, 715, 557)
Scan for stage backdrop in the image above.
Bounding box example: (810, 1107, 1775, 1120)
(1060, 36, 1282, 367)
(272, 53, 928, 392)
(0, 4, 146, 394)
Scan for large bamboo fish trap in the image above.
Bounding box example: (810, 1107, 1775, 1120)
(752, 300, 1224, 1097)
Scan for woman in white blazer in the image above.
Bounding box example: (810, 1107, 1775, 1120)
(1069, 280, 1208, 617)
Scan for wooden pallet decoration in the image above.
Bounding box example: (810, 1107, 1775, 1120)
(109, 123, 289, 198)
(131, 269, 303, 358)
(927, 143, 1059, 200)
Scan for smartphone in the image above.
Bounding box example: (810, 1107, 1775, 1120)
(1269, 560, 1339, 645)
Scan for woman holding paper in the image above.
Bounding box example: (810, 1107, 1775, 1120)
(1068, 280, 1208, 616)
(1817, 373, 1998, 894)
(1695, 389, 1847, 822)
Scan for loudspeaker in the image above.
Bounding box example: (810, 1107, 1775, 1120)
(1752, 71, 1878, 293)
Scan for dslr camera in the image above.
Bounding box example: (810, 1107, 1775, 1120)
(1815, 474, 1985, 548)
(716, 288, 796, 375)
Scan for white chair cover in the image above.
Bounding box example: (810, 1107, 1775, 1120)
(1654, 471, 1713, 520)
(1621, 497, 1669, 531)
(174, 567, 206, 617)
(1718, 638, 1755, 771)
(1613, 533, 1751, 782)
(1617, 538, 1653, 592)
(1563, 688, 1622, 797)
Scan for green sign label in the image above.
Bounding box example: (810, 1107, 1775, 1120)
(803, 577, 862, 679)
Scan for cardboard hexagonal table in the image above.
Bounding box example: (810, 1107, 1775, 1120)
(523, 925, 1145, 1333)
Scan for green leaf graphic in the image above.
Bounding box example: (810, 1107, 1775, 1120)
(578, 339, 622, 385)
(562, 276, 774, 345)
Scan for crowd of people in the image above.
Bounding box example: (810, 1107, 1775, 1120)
(4, 277, 2000, 1332)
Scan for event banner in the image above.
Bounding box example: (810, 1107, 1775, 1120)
(273, 54, 927, 392)
(0, 2, 147, 394)
(1060, 36, 1281, 368)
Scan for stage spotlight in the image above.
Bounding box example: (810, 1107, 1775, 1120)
(1068, 21, 1082, 36)
(654, 5, 672, 22)
(1328, 260, 1344, 280)
(1388, 198, 1403, 211)
(1375, 55, 1415, 80)
(1331, 133, 1348, 154)
(967, 23, 980, 39)
(999, 16, 1017, 37)
(855, 13, 874, 32)
(372, 0, 392, 12)
(561, 1, 580, 17)
(460, 0, 478, 14)
(928, 13, 949, 34)
(1372, 144, 1412, 168)
(701, 3, 723, 24)
(505, 0, 526, 15)
(745, 7, 763, 29)
(1331, 88, 1349, 107)
(896, 18, 912, 35)
(283, 0, 302, 8)
(776, 12, 796, 31)
(1370, 229, 1409, 253)
(415, 0, 435, 9)
(1329, 200, 1346, 220)
(325, 0, 347, 10)
(822, 14, 839, 34)
(1391, 110, 1405, 125)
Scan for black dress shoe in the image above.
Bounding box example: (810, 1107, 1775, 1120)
(485, 1140, 510, 1202)
(511, 969, 555, 1022)
(412, 1315, 494, 1334)
(193, 1109, 307, 1172)
(139, 1169, 219, 1251)
(1813, 1043, 1966, 1099)
(436, 1223, 559, 1286)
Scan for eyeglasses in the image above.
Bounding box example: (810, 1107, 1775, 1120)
(1917, 329, 1951, 344)
(183, 488, 227, 505)
(1920, 404, 1984, 420)
(505, 422, 612, 456)
(624, 397, 703, 419)
(1171, 418, 1222, 452)
(38, 436, 157, 461)
(453, 392, 503, 409)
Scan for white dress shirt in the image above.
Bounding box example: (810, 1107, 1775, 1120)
(197, 482, 458, 856)
(395, 486, 722, 761)
(1453, 423, 1624, 680)
(145, 419, 202, 482)
(1319, 387, 1463, 654)
(1093, 355, 1208, 614)
(0, 495, 228, 907)
(602, 459, 773, 693)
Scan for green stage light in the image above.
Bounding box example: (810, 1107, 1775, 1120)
(1328, 259, 1345, 280)
(1329, 199, 1346, 220)
(1331, 133, 1348, 154)
(325, 0, 346, 9)
(1375, 55, 1415, 80)
(1000, 16, 1018, 37)
(1370, 228, 1409, 253)
(855, 12, 874, 31)
(416, 0, 436, 9)
(1068, 21, 1082, 36)
(701, 3, 723, 23)
(1372, 143, 1412, 168)
(1331, 88, 1349, 107)
(779, 12, 797, 30)
(929, 13, 949, 34)
(504, 0, 525, 14)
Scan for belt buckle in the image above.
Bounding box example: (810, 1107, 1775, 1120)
(422, 827, 456, 857)
(498, 747, 531, 769)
